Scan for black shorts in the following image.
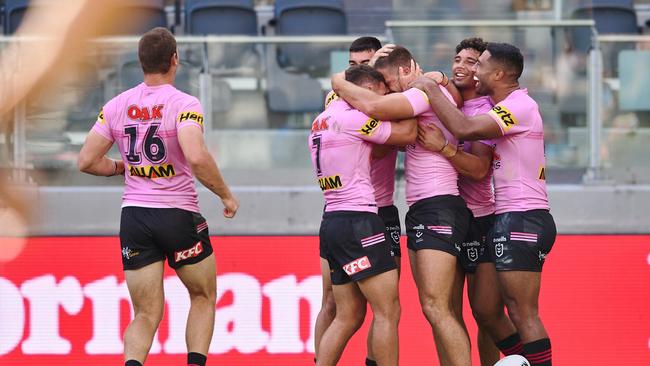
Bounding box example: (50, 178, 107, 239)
(378, 205, 401, 257)
(487, 209, 556, 272)
(405, 195, 470, 257)
(459, 212, 495, 274)
(319, 211, 397, 285)
(120, 207, 213, 271)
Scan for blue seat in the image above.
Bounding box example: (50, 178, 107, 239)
(274, 0, 347, 76)
(4, 0, 29, 34)
(618, 50, 650, 111)
(185, 0, 258, 71)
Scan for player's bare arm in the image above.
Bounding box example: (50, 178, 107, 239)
(78, 131, 125, 176)
(423, 70, 463, 108)
(178, 126, 239, 218)
(417, 124, 492, 181)
(331, 72, 415, 121)
(410, 76, 502, 141)
(385, 118, 418, 146)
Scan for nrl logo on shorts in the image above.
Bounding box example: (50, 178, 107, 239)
(468, 247, 478, 262)
(495, 243, 504, 258)
(390, 231, 400, 243)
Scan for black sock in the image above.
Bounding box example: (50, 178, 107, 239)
(523, 338, 552, 366)
(365, 358, 377, 366)
(496, 332, 524, 356)
(188, 352, 207, 366)
(125, 360, 142, 366)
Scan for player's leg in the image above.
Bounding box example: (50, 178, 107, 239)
(357, 269, 400, 366)
(492, 210, 556, 366)
(175, 253, 217, 358)
(315, 282, 367, 366)
(314, 257, 336, 362)
(123, 261, 165, 365)
(412, 249, 471, 366)
(451, 260, 467, 332)
(159, 209, 216, 366)
(468, 263, 514, 365)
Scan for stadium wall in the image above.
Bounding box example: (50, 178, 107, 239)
(28, 185, 650, 235)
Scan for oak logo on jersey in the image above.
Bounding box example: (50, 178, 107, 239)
(359, 118, 381, 136)
(490, 105, 517, 131)
(97, 109, 106, 125)
(128, 163, 176, 179)
(311, 116, 330, 133)
(177, 111, 204, 126)
(538, 166, 546, 180)
(127, 104, 164, 122)
(318, 175, 342, 191)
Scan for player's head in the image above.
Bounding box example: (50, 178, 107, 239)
(452, 37, 487, 90)
(474, 42, 523, 95)
(349, 36, 382, 66)
(373, 45, 417, 93)
(138, 27, 178, 76)
(345, 64, 388, 95)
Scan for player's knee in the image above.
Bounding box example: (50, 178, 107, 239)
(135, 307, 164, 328)
(419, 296, 451, 326)
(337, 305, 367, 330)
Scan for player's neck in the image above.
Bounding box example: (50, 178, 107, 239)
(460, 87, 479, 101)
(143, 73, 174, 87)
(490, 83, 519, 104)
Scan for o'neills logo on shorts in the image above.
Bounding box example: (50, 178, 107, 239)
(128, 164, 176, 179)
(175, 241, 203, 262)
(318, 175, 342, 191)
(343, 256, 372, 275)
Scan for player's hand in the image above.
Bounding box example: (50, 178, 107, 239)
(116, 160, 126, 176)
(369, 43, 395, 66)
(331, 71, 346, 91)
(221, 195, 239, 218)
(417, 124, 446, 152)
(424, 71, 447, 85)
(408, 75, 437, 91)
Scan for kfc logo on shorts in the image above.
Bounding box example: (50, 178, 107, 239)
(468, 247, 479, 262)
(343, 256, 372, 276)
(175, 242, 203, 262)
(495, 243, 504, 258)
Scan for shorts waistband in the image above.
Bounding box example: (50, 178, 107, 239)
(322, 210, 377, 219)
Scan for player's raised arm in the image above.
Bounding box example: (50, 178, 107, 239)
(331, 72, 416, 121)
(411, 76, 502, 141)
(178, 119, 238, 218)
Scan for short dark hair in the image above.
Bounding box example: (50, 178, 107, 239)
(455, 37, 487, 55)
(349, 36, 382, 53)
(373, 45, 413, 70)
(345, 64, 385, 86)
(486, 42, 524, 80)
(138, 27, 177, 74)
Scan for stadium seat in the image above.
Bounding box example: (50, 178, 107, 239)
(570, 1, 639, 57)
(3, 0, 28, 34)
(274, 0, 347, 76)
(184, 0, 259, 72)
(618, 50, 650, 111)
(110, 0, 168, 35)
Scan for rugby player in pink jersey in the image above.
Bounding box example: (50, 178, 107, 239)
(332, 46, 472, 366)
(418, 38, 521, 366)
(77, 28, 238, 366)
(316, 37, 403, 366)
(311, 65, 417, 366)
(411, 42, 556, 366)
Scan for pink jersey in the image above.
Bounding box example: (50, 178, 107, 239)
(371, 147, 398, 207)
(487, 88, 549, 214)
(91, 83, 205, 213)
(459, 96, 496, 217)
(403, 87, 459, 206)
(309, 98, 392, 213)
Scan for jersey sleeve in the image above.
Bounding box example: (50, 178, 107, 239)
(487, 95, 534, 136)
(176, 97, 205, 133)
(324, 90, 339, 109)
(347, 109, 392, 145)
(402, 88, 430, 116)
(90, 101, 115, 142)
